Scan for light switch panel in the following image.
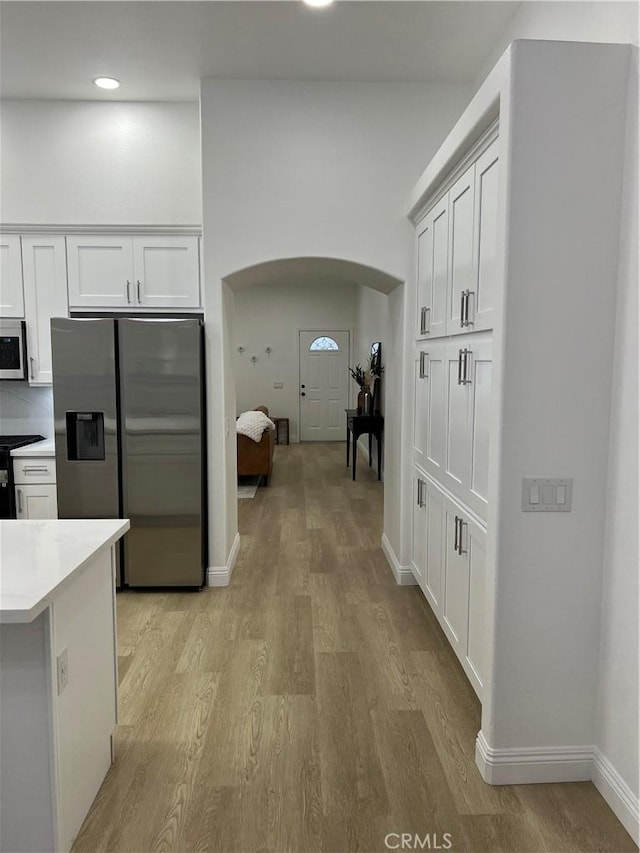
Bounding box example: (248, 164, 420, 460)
(522, 478, 573, 512)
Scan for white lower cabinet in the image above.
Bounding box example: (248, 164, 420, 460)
(15, 483, 58, 519)
(14, 454, 57, 519)
(411, 468, 486, 699)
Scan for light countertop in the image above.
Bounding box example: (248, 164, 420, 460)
(11, 438, 56, 457)
(0, 519, 129, 623)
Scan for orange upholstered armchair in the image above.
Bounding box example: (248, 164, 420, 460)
(236, 405, 276, 486)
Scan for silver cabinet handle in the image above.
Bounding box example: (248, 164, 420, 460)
(29, 356, 35, 380)
(126, 280, 131, 303)
(420, 306, 430, 336)
(458, 348, 472, 385)
(460, 291, 466, 328)
(419, 351, 429, 379)
(454, 515, 460, 552)
(464, 290, 474, 326)
(417, 479, 426, 508)
(136, 280, 141, 303)
(17, 488, 23, 515)
(458, 519, 468, 555)
(23, 466, 49, 473)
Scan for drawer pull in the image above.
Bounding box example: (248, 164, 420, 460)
(17, 489, 23, 514)
(23, 466, 50, 473)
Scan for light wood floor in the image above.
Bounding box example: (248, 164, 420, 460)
(73, 442, 636, 853)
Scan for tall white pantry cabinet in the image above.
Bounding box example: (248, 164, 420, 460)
(404, 39, 632, 793)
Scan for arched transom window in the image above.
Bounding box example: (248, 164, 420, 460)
(309, 336, 340, 352)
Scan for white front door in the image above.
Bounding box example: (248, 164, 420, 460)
(299, 330, 350, 441)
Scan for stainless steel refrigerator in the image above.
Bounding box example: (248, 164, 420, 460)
(51, 317, 207, 587)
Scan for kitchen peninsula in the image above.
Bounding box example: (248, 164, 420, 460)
(0, 519, 129, 853)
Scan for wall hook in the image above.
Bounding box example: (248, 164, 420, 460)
(265, 346, 272, 355)
(237, 346, 245, 354)
(250, 355, 258, 364)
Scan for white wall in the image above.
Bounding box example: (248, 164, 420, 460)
(474, 1, 639, 89)
(595, 47, 639, 837)
(232, 281, 358, 442)
(200, 79, 471, 568)
(0, 100, 201, 224)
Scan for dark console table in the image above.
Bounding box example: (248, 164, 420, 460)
(345, 409, 384, 481)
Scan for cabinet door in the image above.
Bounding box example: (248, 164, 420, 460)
(22, 237, 69, 385)
(412, 348, 428, 468)
(444, 342, 471, 492)
(447, 164, 476, 335)
(416, 198, 448, 339)
(423, 478, 445, 612)
(0, 235, 25, 318)
(471, 139, 499, 332)
(467, 338, 493, 521)
(416, 218, 433, 339)
(465, 519, 487, 692)
(410, 473, 427, 584)
(133, 237, 200, 308)
(67, 237, 133, 308)
(424, 342, 447, 479)
(442, 500, 470, 660)
(15, 483, 58, 519)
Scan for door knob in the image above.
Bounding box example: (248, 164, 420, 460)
(301, 384, 306, 388)
(301, 392, 306, 397)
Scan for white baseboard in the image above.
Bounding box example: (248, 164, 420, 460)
(475, 731, 592, 784)
(381, 533, 417, 586)
(206, 532, 241, 587)
(592, 749, 640, 845)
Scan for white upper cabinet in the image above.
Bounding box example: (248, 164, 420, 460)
(470, 139, 499, 332)
(67, 235, 200, 310)
(0, 235, 25, 318)
(22, 236, 69, 385)
(133, 237, 200, 308)
(416, 196, 448, 339)
(414, 134, 498, 340)
(447, 164, 476, 335)
(67, 236, 134, 308)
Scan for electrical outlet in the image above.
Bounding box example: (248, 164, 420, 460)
(273, 382, 284, 389)
(57, 648, 69, 694)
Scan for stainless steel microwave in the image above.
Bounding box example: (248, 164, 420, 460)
(0, 320, 27, 380)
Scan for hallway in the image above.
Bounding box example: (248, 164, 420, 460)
(73, 443, 635, 853)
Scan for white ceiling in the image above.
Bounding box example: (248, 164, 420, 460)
(0, 1, 521, 101)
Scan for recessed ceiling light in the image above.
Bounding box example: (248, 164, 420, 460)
(93, 76, 121, 90)
(303, 0, 334, 7)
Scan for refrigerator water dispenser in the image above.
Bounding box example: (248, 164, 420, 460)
(66, 412, 105, 461)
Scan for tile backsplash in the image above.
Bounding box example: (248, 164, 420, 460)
(0, 382, 54, 438)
